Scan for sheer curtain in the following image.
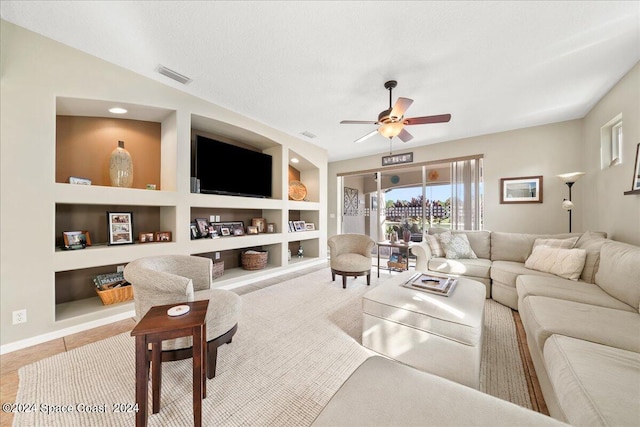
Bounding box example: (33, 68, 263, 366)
(450, 158, 483, 230)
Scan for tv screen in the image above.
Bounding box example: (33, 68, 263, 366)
(195, 135, 272, 198)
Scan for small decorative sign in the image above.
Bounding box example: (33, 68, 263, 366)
(382, 152, 413, 166)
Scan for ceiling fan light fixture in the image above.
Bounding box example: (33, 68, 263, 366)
(378, 122, 404, 139)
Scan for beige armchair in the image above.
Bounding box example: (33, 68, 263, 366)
(124, 254, 241, 379)
(328, 234, 376, 288)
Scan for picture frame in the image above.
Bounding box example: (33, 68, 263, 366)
(220, 227, 231, 236)
(139, 232, 154, 243)
(107, 212, 134, 245)
(233, 225, 245, 236)
(500, 176, 543, 204)
(252, 217, 266, 233)
(266, 223, 275, 233)
(305, 223, 315, 231)
(632, 143, 640, 191)
(62, 231, 91, 249)
(247, 225, 259, 235)
(155, 231, 172, 242)
(190, 223, 199, 240)
(195, 218, 210, 237)
(294, 220, 306, 231)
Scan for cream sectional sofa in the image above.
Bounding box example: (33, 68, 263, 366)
(410, 230, 640, 425)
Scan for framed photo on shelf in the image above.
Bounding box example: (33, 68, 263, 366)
(267, 223, 275, 233)
(155, 231, 172, 242)
(62, 231, 91, 249)
(190, 223, 199, 239)
(246, 225, 259, 235)
(500, 176, 543, 204)
(220, 227, 231, 236)
(233, 224, 245, 236)
(195, 218, 209, 237)
(139, 232, 154, 243)
(293, 220, 306, 231)
(252, 217, 266, 233)
(305, 223, 315, 231)
(107, 212, 134, 245)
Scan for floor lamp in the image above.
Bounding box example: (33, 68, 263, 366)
(557, 172, 585, 232)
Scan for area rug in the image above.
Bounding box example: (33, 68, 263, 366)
(14, 268, 531, 426)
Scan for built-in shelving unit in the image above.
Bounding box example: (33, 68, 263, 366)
(51, 97, 325, 326)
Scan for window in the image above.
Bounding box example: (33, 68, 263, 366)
(601, 114, 623, 169)
(611, 120, 623, 166)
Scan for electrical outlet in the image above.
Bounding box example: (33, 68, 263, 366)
(117, 265, 125, 273)
(12, 309, 27, 324)
(215, 215, 220, 222)
(215, 252, 221, 260)
(209, 215, 216, 223)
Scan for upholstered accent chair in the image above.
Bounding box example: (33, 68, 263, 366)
(328, 234, 376, 288)
(124, 255, 241, 379)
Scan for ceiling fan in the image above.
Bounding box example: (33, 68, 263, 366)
(340, 80, 451, 144)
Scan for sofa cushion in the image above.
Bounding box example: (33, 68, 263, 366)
(428, 257, 492, 279)
(574, 231, 608, 283)
(491, 260, 558, 287)
(428, 228, 491, 259)
(331, 253, 371, 272)
(524, 246, 586, 281)
(544, 335, 640, 427)
(519, 296, 640, 354)
(516, 275, 636, 312)
(595, 241, 640, 312)
(424, 233, 445, 257)
(533, 236, 578, 250)
(491, 232, 579, 262)
(312, 356, 566, 427)
(440, 232, 478, 259)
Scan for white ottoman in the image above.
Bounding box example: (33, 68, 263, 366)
(362, 272, 485, 388)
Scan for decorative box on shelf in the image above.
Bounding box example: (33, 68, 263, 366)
(212, 261, 224, 280)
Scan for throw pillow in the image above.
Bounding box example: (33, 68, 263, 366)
(532, 237, 579, 250)
(440, 232, 478, 259)
(575, 231, 608, 283)
(424, 234, 445, 258)
(524, 246, 587, 281)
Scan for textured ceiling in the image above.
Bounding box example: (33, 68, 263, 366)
(2, 1, 639, 161)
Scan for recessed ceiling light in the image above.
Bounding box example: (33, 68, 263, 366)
(109, 107, 127, 114)
(291, 157, 300, 163)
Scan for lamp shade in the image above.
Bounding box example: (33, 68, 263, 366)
(557, 172, 585, 183)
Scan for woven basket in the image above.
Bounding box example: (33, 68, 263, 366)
(95, 285, 133, 305)
(387, 261, 408, 270)
(212, 261, 224, 279)
(241, 250, 268, 270)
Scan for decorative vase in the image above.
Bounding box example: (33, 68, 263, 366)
(390, 232, 398, 243)
(403, 229, 412, 243)
(109, 140, 133, 187)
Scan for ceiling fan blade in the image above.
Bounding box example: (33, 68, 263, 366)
(404, 114, 451, 125)
(354, 130, 379, 143)
(390, 97, 413, 118)
(340, 120, 378, 125)
(397, 128, 414, 143)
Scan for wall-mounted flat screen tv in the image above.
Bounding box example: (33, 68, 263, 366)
(194, 135, 272, 198)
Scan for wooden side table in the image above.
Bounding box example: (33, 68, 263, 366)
(131, 300, 209, 427)
(377, 241, 411, 277)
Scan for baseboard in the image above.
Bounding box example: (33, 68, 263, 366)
(0, 310, 135, 355)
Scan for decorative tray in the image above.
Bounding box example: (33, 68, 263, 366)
(288, 180, 307, 201)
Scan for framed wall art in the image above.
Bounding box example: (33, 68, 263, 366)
(500, 176, 543, 204)
(344, 187, 358, 215)
(107, 212, 134, 245)
(632, 143, 640, 191)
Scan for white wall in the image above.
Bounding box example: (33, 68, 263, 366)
(329, 119, 585, 237)
(0, 20, 328, 347)
(582, 63, 640, 245)
(329, 63, 640, 245)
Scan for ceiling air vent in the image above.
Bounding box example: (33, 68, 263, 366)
(300, 131, 316, 139)
(156, 65, 192, 85)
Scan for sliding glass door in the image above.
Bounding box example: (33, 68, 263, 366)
(340, 156, 483, 240)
